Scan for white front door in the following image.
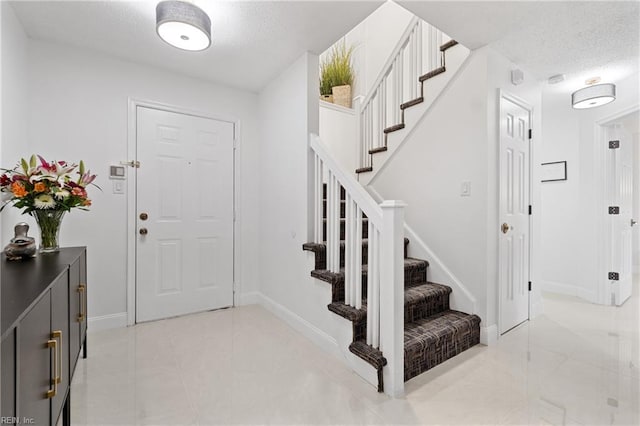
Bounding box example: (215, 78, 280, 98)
(606, 124, 633, 306)
(499, 93, 531, 335)
(136, 107, 234, 322)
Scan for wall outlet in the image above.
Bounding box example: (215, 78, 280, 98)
(461, 181, 471, 197)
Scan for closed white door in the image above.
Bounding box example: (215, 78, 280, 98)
(136, 107, 234, 322)
(606, 125, 633, 306)
(499, 94, 531, 335)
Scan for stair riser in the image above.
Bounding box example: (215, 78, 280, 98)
(405, 294, 449, 323)
(306, 240, 409, 270)
(404, 320, 480, 381)
(322, 263, 427, 302)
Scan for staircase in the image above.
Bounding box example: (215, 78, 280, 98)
(304, 17, 479, 395)
(303, 180, 480, 392)
(353, 17, 466, 176)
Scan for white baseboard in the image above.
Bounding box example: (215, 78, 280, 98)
(480, 324, 498, 346)
(256, 293, 342, 360)
(235, 291, 261, 306)
(540, 280, 596, 303)
(87, 312, 127, 332)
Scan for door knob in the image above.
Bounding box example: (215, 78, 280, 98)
(501, 223, 510, 234)
(139, 228, 148, 235)
(632, 219, 637, 227)
(139, 212, 148, 221)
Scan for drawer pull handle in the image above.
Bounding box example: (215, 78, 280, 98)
(52, 330, 62, 384)
(77, 284, 86, 322)
(45, 339, 57, 399)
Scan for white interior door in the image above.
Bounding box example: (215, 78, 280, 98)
(606, 124, 633, 306)
(499, 94, 531, 335)
(136, 107, 234, 322)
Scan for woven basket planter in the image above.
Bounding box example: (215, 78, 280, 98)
(332, 85, 352, 108)
(320, 94, 334, 103)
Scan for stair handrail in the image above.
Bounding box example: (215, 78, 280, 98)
(360, 16, 420, 111)
(310, 134, 383, 227)
(309, 133, 405, 396)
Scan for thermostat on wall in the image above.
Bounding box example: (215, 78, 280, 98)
(109, 165, 126, 180)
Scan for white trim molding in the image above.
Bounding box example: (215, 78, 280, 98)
(88, 312, 128, 332)
(319, 99, 355, 115)
(480, 324, 498, 346)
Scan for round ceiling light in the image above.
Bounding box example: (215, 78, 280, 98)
(571, 83, 616, 109)
(156, 1, 211, 51)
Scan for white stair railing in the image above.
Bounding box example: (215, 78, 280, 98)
(357, 17, 451, 170)
(310, 133, 405, 396)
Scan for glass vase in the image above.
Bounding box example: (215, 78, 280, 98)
(32, 209, 66, 253)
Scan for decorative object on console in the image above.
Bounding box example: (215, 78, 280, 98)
(0, 155, 98, 253)
(4, 222, 36, 260)
(320, 41, 354, 108)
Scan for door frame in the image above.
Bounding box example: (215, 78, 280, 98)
(497, 90, 533, 336)
(594, 104, 640, 306)
(126, 98, 239, 326)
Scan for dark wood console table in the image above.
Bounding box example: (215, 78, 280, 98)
(1, 247, 87, 426)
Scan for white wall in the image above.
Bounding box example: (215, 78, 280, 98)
(18, 40, 261, 328)
(540, 73, 640, 302)
(634, 132, 640, 270)
(257, 52, 345, 351)
(1, 2, 30, 243)
(321, 1, 413, 101)
(369, 46, 542, 336)
(319, 100, 357, 173)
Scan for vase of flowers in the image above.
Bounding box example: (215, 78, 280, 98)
(1, 155, 97, 253)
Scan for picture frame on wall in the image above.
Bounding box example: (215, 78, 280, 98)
(541, 161, 567, 182)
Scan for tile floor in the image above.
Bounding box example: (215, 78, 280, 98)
(70, 279, 639, 425)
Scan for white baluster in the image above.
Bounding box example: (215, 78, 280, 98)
(326, 171, 333, 270)
(366, 214, 372, 345)
(381, 78, 387, 133)
(345, 193, 352, 306)
(377, 93, 383, 149)
(367, 224, 380, 348)
(410, 28, 416, 99)
(315, 155, 323, 243)
(354, 206, 362, 309)
(333, 176, 340, 273)
(416, 22, 423, 87)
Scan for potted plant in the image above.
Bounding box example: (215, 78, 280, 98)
(319, 60, 334, 103)
(319, 41, 354, 108)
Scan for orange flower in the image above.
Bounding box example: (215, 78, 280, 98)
(71, 187, 86, 197)
(11, 182, 27, 198)
(82, 199, 92, 207)
(34, 182, 46, 193)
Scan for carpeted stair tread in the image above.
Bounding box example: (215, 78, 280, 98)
(404, 310, 481, 381)
(369, 146, 388, 154)
(404, 282, 452, 322)
(310, 257, 427, 285)
(419, 66, 446, 82)
(400, 97, 424, 110)
(355, 166, 373, 174)
(440, 40, 458, 52)
(349, 340, 387, 369)
(328, 301, 367, 322)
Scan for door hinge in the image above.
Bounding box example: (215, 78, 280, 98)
(608, 206, 620, 215)
(528, 281, 532, 291)
(608, 272, 619, 281)
(121, 160, 140, 168)
(528, 129, 532, 140)
(528, 205, 532, 215)
(609, 140, 620, 149)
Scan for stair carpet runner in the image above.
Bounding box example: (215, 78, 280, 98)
(355, 39, 460, 175)
(303, 184, 481, 392)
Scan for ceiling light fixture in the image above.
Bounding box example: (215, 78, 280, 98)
(156, 1, 211, 51)
(571, 82, 616, 109)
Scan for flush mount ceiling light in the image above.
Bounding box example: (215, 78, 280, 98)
(571, 82, 616, 109)
(156, 1, 211, 51)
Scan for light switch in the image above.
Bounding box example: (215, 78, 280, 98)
(461, 181, 471, 197)
(113, 180, 125, 194)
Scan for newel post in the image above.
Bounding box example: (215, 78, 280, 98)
(379, 200, 406, 397)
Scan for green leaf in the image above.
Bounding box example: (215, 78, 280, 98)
(21, 158, 29, 174)
(79, 160, 85, 175)
(29, 155, 36, 169)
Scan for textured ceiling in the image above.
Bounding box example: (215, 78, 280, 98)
(10, 0, 383, 92)
(398, 1, 640, 87)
